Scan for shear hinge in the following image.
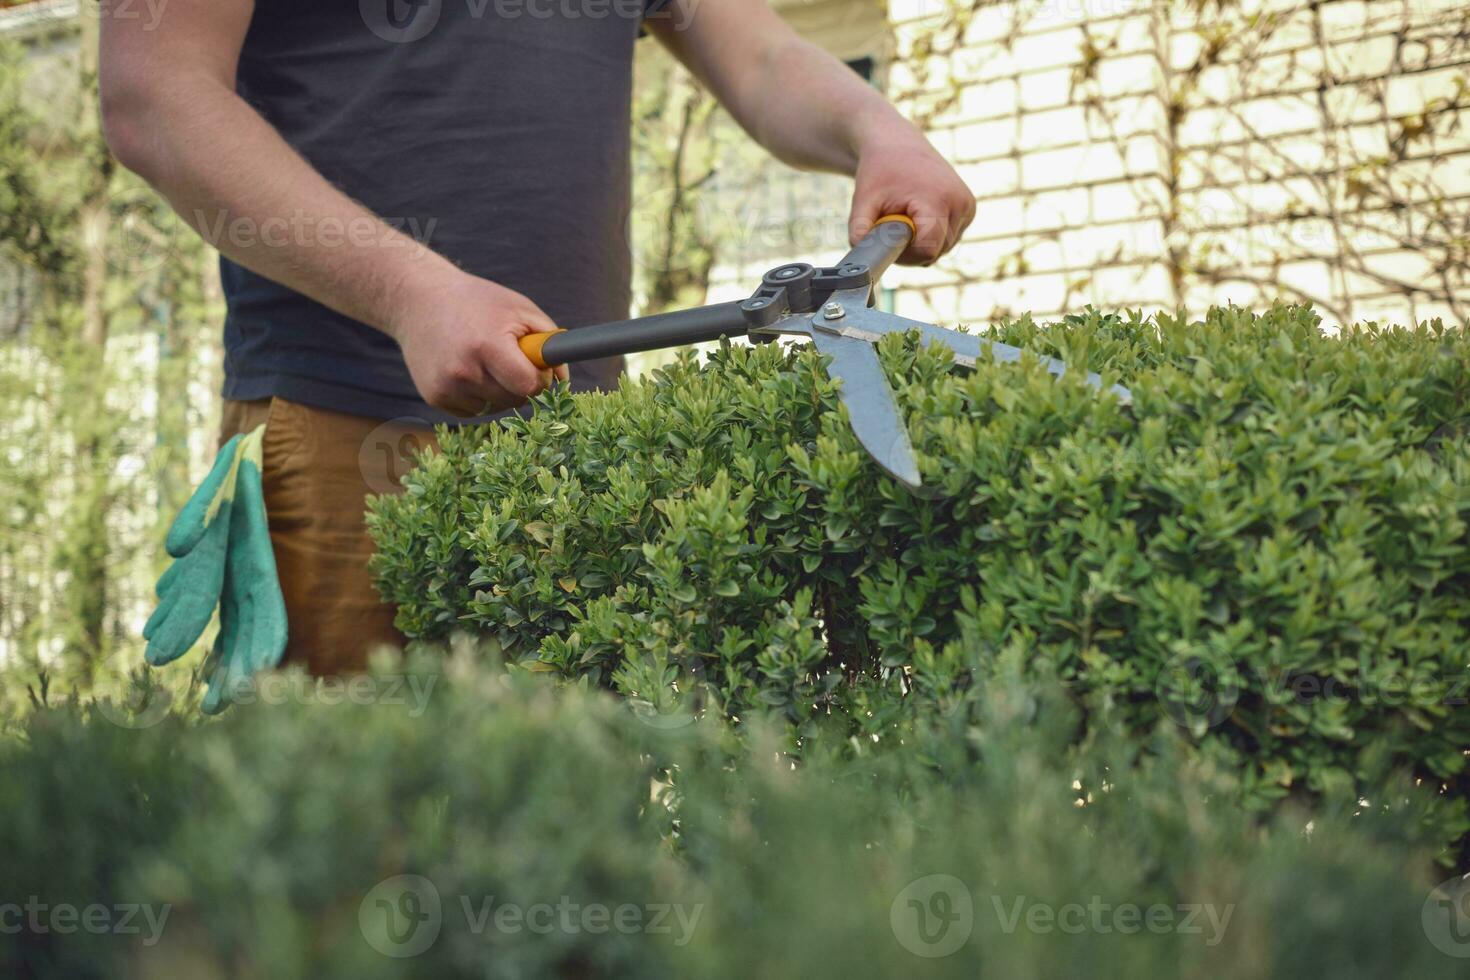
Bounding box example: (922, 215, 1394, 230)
(739, 261, 871, 329)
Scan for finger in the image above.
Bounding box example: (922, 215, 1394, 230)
(941, 212, 965, 258)
(440, 387, 495, 419)
(252, 586, 289, 675)
(480, 306, 551, 397)
(199, 630, 232, 715)
(517, 318, 565, 385)
(164, 433, 244, 556)
(495, 359, 554, 398)
(203, 588, 249, 715)
(847, 193, 885, 247)
(960, 195, 978, 236)
(464, 377, 528, 417)
(945, 197, 976, 256)
(145, 595, 215, 666)
(220, 594, 255, 707)
(904, 213, 949, 265)
(154, 558, 185, 598)
(487, 334, 551, 400)
(143, 588, 179, 645)
(520, 305, 559, 334)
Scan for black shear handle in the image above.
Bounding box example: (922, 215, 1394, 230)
(521, 300, 747, 369)
(520, 214, 916, 370)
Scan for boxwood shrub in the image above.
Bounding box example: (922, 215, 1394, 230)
(0, 659, 1462, 978)
(369, 305, 1470, 857)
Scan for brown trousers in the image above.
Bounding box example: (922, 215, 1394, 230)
(219, 397, 438, 676)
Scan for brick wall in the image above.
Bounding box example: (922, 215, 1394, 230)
(704, 0, 1470, 330)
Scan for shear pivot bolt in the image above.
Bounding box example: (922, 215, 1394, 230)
(823, 302, 845, 320)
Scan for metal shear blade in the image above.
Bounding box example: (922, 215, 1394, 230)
(758, 287, 1133, 492)
(819, 299, 1133, 406)
(807, 329, 922, 488)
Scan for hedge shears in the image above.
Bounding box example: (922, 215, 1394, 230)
(519, 215, 1131, 490)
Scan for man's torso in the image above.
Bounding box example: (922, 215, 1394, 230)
(223, 0, 652, 421)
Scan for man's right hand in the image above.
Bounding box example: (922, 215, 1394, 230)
(391, 272, 567, 418)
(100, 0, 565, 421)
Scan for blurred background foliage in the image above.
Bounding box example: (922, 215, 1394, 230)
(0, 20, 218, 693)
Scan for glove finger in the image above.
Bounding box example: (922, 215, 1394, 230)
(248, 583, 289, 676)
(232, 428, 288, 676)
(203, 584, 242, 715)
(165, 434, 246, 557)
(154, 558, 185, 599)
(142, 586, 180, 644)
(146, 584, 223, 667)
(210, 591, 256, 714)
(145, 519, 231, 665)
(200, 630, 232, 715)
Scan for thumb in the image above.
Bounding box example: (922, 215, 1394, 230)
(848, 201, 885, 247)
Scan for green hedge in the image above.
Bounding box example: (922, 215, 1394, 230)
(369, 306, 1470, 858)
(0, 659, 1462, 978)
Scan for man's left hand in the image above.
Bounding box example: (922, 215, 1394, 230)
(849, 137, 976, 266)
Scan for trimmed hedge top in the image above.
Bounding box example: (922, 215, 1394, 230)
(369, 305, 1470, 856)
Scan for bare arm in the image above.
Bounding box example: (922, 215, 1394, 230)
(648, 0, 975, 264)
(99, 0, 559, 416)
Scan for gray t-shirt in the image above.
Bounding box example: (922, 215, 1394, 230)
(221, 0, 663, 422)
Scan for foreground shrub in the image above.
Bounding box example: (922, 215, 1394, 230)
(370, 306, 1470, 857)
(0, 659, 1461, 978)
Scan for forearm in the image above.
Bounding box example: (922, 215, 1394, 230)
(99, 0, 558, 416)
(654, 0, 974, 262)
(731, 35, 927, 175)
(103, 76, 454, 341)
(650, 3, 929, 176)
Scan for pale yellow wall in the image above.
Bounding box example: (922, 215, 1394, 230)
(706, 0, 1470, 330)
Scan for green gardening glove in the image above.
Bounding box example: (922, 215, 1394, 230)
(199, 426, 288, 714)
(145, 425, 288, 714)
(143, 432, 249, 666)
